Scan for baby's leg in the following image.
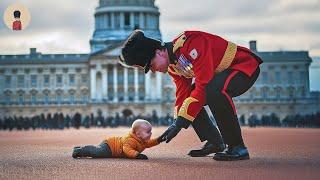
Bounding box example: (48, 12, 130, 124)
(73, 142, 112, 158)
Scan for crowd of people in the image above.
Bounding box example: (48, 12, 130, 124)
(0, 111, 174, 131)
(0, 111, 319, 131)
(244, 112, 320, 128)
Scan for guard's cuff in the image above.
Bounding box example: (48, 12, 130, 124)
(176, 116, 191, 129)
(178, 97, 198, 121)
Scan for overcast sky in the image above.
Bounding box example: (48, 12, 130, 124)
(0, 0, 319, 90)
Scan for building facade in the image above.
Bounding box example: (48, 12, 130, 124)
(0, 0, 319, 120)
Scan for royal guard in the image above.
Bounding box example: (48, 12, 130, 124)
(12, 10, 22, 30)
(119, 30, 262, 161)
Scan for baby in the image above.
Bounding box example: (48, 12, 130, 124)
(72, 119, 165, 159)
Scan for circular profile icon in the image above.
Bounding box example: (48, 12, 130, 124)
(3, 3, 31, 31)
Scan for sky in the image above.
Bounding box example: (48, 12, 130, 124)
(0, 0, 319, 90)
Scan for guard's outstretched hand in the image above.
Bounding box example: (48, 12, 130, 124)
(164, 123, 181, 143)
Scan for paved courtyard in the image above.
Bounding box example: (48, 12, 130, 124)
(0, 127, 319, 180)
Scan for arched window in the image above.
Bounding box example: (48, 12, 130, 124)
(30, 90, 37, 104)
(18, 93, 24, 105)
(56, 90, 63, 104)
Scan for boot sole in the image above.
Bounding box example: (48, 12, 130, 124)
(188, 148, 225, 157)
(213, 155, 250, 161)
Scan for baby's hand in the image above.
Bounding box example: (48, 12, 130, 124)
(136, 153, 148, 160)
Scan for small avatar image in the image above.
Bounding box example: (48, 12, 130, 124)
(3, 3, 31, 31)
(12, 10, 22, 30)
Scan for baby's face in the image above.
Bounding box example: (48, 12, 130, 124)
(137, 125, 152, 142)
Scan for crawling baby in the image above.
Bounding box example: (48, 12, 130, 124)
(72, 119, 165, 159)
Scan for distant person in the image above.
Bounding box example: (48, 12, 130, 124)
(72, 119, 165, 159)
(12, 10, 22, 30)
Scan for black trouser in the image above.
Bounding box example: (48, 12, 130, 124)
(205, 67, 260, 146)
(192, 107, 224, 146)
(80, 142, 112, 158)
(190, 84, 224, 146)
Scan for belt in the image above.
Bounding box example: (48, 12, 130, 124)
(215, 41, 237, 73)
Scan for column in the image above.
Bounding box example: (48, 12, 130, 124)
(90, 68, 96, 100)
(124, 68, 128, 101)
(305, 65, 310, 96)
(111, 12, 115, 29)
(134, 68, 139, 101)
(145, 72, 150, 100)
(130, 12, 134, 29)
(156, 73, 162, 100)
(139, 12, 144, 29)
(120, 12, 124, 29)
(102, 68, 108, 98)
(113, 65, 118, 102)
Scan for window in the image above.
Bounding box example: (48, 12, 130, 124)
(299, 72, 305, 84)
(261, 87, 268, 99)
(56, 94, 62, 104)
(70, 94, 75, 104)
(56, 74, 62, 86)
(18, 94, 24, 104)
(82, 94, 88, 103)
(5, 76, 11, 88)
(18, 75, 25, 88)
(81, 74, 88, 84)
(288, 72, 293, 84)
(5, 94, 11, 104)
(44, 94, 50, 104)
(31, 75, 37, 87)
(108, 88, 114, 100)
(288, 87, 294, 98)
(31, 94, 37, 104)
(44, 75, 50, 86)
(275, 88, 281, 99)
(262, 72, 268, 84)
(275, 72, 281, 84)
(69, 74, 75, 86)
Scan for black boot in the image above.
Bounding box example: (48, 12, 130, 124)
(190, 108, 225, 157)
(188, 141, 225, 157)
(213, 144, 250, 161)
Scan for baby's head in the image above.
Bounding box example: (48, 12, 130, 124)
(131, 119, 152, 142)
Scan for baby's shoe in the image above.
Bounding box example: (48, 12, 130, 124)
(72, 146, 83, 158)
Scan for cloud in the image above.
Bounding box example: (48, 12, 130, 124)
(0, 0, 319, 56)
(157, 0, 320, 56)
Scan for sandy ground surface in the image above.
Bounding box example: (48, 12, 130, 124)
(0, 127, 319, 180)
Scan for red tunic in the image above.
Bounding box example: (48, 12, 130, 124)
(12, 21, 22, 30)
(168, 31, 262, 121)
